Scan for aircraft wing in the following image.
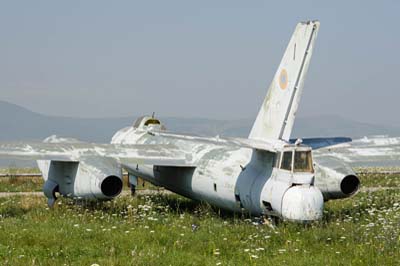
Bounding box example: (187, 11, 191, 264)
(148, 131, 279, 153)
(313, 136, 400, 168)
(0, 141, 194, 167)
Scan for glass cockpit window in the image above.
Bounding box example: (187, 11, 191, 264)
(144, 118, 161, 126)
(294, 151, 313, 172)
(281, 151, 293, 171)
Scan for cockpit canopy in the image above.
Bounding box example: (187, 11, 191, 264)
(275, 146, 314, 173)
(133, 116, 166, 131)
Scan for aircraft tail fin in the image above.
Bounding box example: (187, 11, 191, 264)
(249, 21, 320, 141)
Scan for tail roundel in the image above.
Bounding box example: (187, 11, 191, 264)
(249, 21, 320, 141)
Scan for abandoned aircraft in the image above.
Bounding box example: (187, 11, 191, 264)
(0, 21, 363, 222)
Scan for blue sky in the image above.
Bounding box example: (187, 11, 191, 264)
(1, 1, 399, 125)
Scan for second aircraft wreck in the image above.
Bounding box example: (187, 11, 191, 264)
(0, 21, 366, 222)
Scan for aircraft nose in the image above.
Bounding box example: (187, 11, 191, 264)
(281, 185, 324, 222)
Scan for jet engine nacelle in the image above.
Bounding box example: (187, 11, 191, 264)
(38, 136, 123, 206)
(39, 159, 123, 206)
(314, 157, 360, 201)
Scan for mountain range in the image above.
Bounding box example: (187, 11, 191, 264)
(1, 100, 399, 142)
(1, 100, 399, 167)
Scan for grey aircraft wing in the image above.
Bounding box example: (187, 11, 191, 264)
(0, 141, 194, 167)
(313, 136, 400, 168)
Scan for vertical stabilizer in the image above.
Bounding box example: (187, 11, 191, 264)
(249, 21, 319, 141)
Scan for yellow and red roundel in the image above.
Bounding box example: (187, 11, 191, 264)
(279, 69, 288, 90)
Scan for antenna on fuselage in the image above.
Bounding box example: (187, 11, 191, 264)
(152, 112, 155, 118)
(295, 138, 303, 146)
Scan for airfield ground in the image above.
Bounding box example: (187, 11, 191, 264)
(0, 170, 399, 265)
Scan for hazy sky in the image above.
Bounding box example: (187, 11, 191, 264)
(1, 1, 399, 125)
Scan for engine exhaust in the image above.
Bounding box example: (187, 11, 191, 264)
(340, 174, 360, 195)
(101, 175, 123, 197)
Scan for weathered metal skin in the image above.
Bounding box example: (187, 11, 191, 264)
(37, 137, 123, 206)
(313, 157, 360, 201)
(313, 136, 400, 167)
(310, 135, 400, 200)
(39, 159, 123, 206)
(112, 120, 323, 221)
(281, 185, 324, 221)
(250, 21, 319, 142)
(114, 125, 256, 213)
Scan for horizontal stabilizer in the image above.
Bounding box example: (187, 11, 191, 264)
(289, 137, 352, 149)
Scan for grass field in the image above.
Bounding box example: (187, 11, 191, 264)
(0, 168, 153, 193)
(0, 172, 399, 265)
(1, 168, 399, 192)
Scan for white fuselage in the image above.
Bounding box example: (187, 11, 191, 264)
(112, 126, 259, 214)
(111, 126, 323, 220)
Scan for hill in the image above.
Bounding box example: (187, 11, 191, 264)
(0, 100, 399, 142)
(1, 100, 399, 167)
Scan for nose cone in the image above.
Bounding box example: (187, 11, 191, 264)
(281, 185, 324, 222)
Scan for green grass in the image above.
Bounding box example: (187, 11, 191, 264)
(0, 171, 399, 265)
(0, 167, 43, 192)
(0, 167, 41, 175)
(0, 176, 44, 192)
(358, 172, 400, 188)
(0, 189, 399, 265)
(0, 176, 155, 193)
(0, 167, 155, 192)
